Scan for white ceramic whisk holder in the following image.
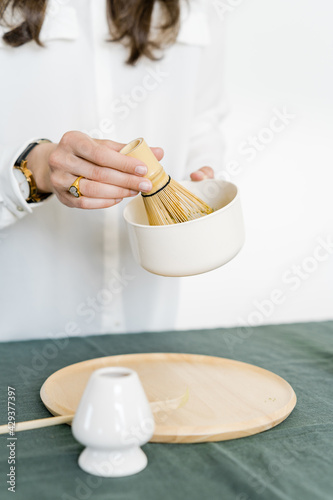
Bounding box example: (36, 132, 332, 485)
(72, 367, 155, 477)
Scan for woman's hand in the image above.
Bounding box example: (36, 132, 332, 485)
(27, 131, 163, 209)
(190, 166, 214, 181)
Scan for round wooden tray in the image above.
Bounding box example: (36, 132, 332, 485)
(40, 353, 296, 443)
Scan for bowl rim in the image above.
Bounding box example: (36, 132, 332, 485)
(123, 179, 240, 229)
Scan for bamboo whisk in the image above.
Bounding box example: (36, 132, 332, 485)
(120, 138, 213, 226)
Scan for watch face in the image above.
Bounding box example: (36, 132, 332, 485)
(13, 168, 30, 200)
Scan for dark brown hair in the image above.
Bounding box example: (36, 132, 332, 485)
(0, 0, 180, 64)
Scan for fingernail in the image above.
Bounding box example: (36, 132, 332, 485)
(115, 198, 123, 203)
(139, 181, 152, 192)
(135, 165, 148, 175)
(130, 190, 138, 195)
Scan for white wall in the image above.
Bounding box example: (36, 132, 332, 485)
(177, 0, 333, 329)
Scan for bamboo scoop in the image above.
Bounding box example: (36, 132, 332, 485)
(0, 389, 189, 434)
(120, 138, 213, 225)
(0, 414, 73, 434)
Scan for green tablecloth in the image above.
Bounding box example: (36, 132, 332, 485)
(0, 322, 332, 500)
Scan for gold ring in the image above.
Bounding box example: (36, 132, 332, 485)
(68, 176, 84, 198)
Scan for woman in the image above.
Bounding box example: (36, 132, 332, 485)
(0, 0, 225, 341)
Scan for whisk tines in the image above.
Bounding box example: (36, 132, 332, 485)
(142, 178, 213, 225)
(120, 138, 214, 226)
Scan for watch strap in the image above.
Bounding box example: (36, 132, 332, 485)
(14, 139, 51, 167)
(14, 139, 52, 203)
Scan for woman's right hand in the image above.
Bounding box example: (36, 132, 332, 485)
(27, 131, 162, 209)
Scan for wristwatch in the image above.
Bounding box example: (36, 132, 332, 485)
(13, 139, 52, 203)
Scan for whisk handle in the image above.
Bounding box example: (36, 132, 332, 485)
(120, 138, 169, 195)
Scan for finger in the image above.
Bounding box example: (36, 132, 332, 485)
(94, 138, 126, 152)
(200, 166, 214, 178)
(96, 139, 164, 162)
(78, 177, 138, 199)
(82, 166, 152, 193)
(190, 171, 205, 181)
(63, 192, 124, 210)
(62, 133, 163, 177)
(151, 147, 164, 161)
(190, 166, 214, 181)
(60, 132, 147, 176)
(51, 153, 152, 193)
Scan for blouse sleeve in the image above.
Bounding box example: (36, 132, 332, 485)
(0, 141, 34, 230)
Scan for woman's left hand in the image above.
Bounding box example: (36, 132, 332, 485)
(190, 166, 214, 181)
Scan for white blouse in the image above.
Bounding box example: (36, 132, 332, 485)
(0, 0, 225, 341)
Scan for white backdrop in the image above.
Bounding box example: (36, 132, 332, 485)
(177, 0, 333, 329)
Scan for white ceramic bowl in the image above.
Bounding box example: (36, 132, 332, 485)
(123, 179, 245, 277)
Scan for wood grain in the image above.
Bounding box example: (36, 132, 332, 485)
(0, 389, 188, 434)
(40, 353, 296, 443)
